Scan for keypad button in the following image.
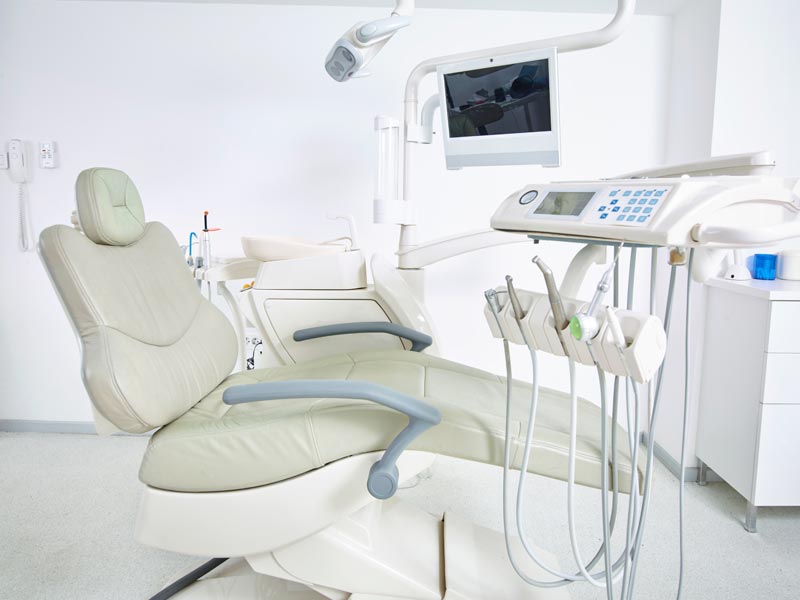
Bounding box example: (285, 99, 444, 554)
(655, 190, 664, 197)
(638, 199, 647, 205)
(649, 199, 658, 205)
(616, 215, 625, 221)
(612, 207, 620, 212)
(600, 213, 609, 220)
(633, 207, 642, 213)
(599, 206, 607, 211)
(637, 216, 647, 223)
(644, 190, 653, 196)
(623, 207, 631, 213)
(634, 191, 643, 196)
(610, 199, 618, 205)
(623, 191, 632, 197)
(643, 207, 653, 214)
(626, 216, 636, 222)
(610, 190, 618, 197)
(628, 199, 636, 205)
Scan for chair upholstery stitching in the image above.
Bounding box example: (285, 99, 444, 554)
(94, 173, 115, 245)
(122, 174, 145, 227)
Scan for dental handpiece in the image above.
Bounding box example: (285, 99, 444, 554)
(505, 275, 526, 321)
(586, 267, 613, 317)
(484, 288, 505, 335)
(532, 256, 569, 331)
(570, 252, 621, 343)
(484, 288, 503, 316)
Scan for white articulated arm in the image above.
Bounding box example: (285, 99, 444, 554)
(398, 0, 636, 222)
(396, 229, 528, 269)
(691, 220, 800, 247)
(356, 15, 411, 44)
(690, 184, 800, 247)
(402, 0, 636, 127)
(393, 0, 414, 17)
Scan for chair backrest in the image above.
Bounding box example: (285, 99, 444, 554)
(40, 168, 237, 433)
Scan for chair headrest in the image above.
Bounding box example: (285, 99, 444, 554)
(76, 168, 146, 246)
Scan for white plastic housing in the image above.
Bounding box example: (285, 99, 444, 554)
(485, 289, 667, 384)
(254, 250, 366, 290)
(374, 116, 400, 224)
(242, 235, 347, 262)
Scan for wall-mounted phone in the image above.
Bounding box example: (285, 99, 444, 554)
(8, 140, 29, 183)
(6, 139, 33, 251)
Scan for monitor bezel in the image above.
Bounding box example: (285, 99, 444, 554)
(436, 47, 561, 169)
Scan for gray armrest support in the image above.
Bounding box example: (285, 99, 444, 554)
(223, 380, 441, 500)
(293, 322, 433, 352)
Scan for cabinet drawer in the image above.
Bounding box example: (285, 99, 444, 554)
(754, 404, 800, 505)
(767, 302, 800, 353)
(763, 354, 800, 404)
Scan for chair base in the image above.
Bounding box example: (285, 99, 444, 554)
(139, 452, 569, 599)
(163, 511, 569, 600)
(154, 557, 330, 599)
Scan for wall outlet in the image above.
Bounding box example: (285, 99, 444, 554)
(39, 140, 57, 168)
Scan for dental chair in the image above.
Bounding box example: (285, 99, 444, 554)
(40, 168, 641, 600)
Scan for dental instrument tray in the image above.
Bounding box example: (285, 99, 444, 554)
(491, 176, 800, 248)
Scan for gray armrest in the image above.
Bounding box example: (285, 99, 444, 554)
(293, 322, 433, 352)
(223, 380, 441, 500)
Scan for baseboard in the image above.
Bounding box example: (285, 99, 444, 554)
(0, 419, 98, 434)
(642, 432, 723, 483)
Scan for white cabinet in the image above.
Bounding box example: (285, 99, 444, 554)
(696, 278, 800, 532)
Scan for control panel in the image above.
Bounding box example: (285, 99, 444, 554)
(490, 176, 800, 247)
(583, 186, 672, 227)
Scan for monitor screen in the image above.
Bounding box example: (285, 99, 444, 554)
(437, 48, 560, 169)
(443, 59, 552, 138)
(533, 192, 595, 217)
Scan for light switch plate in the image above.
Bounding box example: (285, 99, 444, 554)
(39, 140, 57, 168)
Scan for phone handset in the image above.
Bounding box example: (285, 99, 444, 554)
(7, 140, 32, 251)
(8, 140, 28, 184)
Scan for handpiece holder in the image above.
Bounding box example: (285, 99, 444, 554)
(483, 286, 666, 384)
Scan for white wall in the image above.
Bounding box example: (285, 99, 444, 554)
(663, 0, 720, 163)
(0, 0, 672, 423)
(652, 0, 722, 469)
(654, 0, 800, 468)
(712, 0, 800, 175)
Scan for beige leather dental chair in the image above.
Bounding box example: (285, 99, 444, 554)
(40, 168, 641, 600)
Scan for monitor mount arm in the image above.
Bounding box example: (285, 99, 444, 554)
(397, 0, 637, 251)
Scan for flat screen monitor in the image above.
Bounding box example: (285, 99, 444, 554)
(437, 47, 560, 169)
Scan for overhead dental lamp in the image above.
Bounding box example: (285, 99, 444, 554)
(324, 0, 413, 82)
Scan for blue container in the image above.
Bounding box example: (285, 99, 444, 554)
(753, 254, 778, 280)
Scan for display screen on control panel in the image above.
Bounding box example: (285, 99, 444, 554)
(533, 191, 595, 217)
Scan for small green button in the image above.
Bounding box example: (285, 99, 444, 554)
(569, 316, 582, 341)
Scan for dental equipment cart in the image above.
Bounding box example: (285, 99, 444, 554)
(696, 277, 800, 532)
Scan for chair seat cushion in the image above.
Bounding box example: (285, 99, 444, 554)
(139, 350, 642, 493)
